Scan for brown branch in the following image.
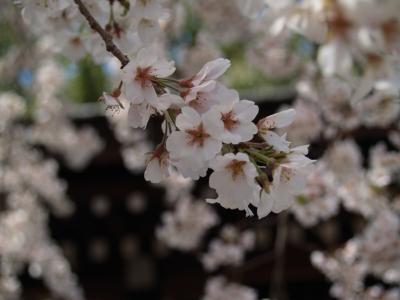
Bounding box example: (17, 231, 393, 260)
(270, 211, 289, 300)
(73, 0, 130, 68)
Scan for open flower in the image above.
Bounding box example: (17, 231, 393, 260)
(257, 145, 314, 218)
(203, 96, 259, 144)
(166, 107, 222, 179)
(122, 47, 175, 104)
(207, 153, 260, 216)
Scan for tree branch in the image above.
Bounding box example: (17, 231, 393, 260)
(73, 0, 130, 68)
(270, 212, 289, 300)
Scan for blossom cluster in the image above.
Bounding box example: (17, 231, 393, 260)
(102, 52, 313, 218)
(19, 0, 165, 64)
(0, 28, 102, 299)
(12, 0, 400, 299)
(202, 225, 255, 271)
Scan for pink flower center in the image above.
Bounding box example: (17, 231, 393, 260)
(226, 159, 246, 180)
(135, 66, 154, 88)
(221, 111, 239, 130)
(186, 124, 210, 147)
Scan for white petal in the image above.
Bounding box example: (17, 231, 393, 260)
(128, 103, 152, 128)
(235, 100, 259, 122)
(176, 107, 201, 130)
(271, 189, 293, 213)
(202, 109, 225, 140)
(200, 138, 222, 161)
(263, 131, 291, 152)
(257, 191, 274, 219)
(156, 94, 184, 111)
(260, 109, 296, 130)
(144, 158, 164, 183)
(124, 80, 145, 104)
(138, 19, 160, 46)
(193, 58, 231, 85)
(152, 59, 176, 78)
(137, 46, 158, 67)
(143, 85, 158, 106)
(166, 131, 191, 158)
(228, 122, 258, 144)
(172, 156, 207, 180)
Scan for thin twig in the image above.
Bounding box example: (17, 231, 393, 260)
(73, 0, 130, 68)
(270, 212, 289, 300)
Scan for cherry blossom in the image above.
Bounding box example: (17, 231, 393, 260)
(203, 96, 259, 144)
(13, 1, 400, 299)
(258, 145, 314, 218)
(207, 153, 260, 216)
(166, 107, 222, 179)
(122, 47, 175, 105)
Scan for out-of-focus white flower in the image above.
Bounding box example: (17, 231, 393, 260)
(0, 92, 25, 131)
(291, 162, 340, 227)
(157, 197, 218, 251)
(325, 140, 362, 183)
(357, 86, 400, 127)
(267, 0, 327, 43)
(202, 276, 257, 300)
(367, 144, 400, 188)
(202, 225, 255, 271)
(318, 38, 354, 76)
(284, 100, 322, 145)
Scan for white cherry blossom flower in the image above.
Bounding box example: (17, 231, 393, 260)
(166, 107, 222, 179)
(258, 145, 314, 218)
(203, 96, 259, 144)
(207, 153, 260, 216)
(122, 47, 175, 104)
